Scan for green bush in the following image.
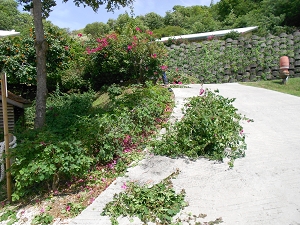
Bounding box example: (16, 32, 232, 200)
(11, 138, 93, 201)
(59, 34, 90, 92)
(11, 85, 172, 200)
(222, 31, 240, 40)
(74, 84, 173, 163)
(107, 83, 122, 100)
(0, 23, 74, 91)
(84, 19, 168, 89)
(151, 89, 247, 166)
(102, 170, 186, 225)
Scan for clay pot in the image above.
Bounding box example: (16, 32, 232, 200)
(280, 56, 289, 71)
(279, 56, 289, 84)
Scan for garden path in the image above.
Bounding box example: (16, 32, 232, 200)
(70, 83, 300, 225)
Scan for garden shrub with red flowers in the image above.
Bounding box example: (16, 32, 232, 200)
(84, 19, 168, 89)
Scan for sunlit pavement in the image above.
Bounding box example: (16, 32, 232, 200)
(70, 83, 300, 225)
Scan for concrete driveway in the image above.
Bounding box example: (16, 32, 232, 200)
(70, 83, 300, 225)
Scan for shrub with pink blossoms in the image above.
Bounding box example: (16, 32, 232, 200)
(84, 20, 167, 88)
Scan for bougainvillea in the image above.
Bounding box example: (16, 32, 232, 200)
(84, 20, 168, 89)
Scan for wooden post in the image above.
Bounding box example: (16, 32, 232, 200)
(1, 72, 12, 203)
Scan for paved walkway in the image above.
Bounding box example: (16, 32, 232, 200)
(70, 83, 300, 225)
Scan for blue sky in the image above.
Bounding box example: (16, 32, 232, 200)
(19, 0, 219, 31)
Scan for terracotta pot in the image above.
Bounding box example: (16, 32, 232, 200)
(280, 56, 289, 70)
(279, 56, 289, 84)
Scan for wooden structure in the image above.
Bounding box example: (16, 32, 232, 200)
(0, 90, 31, 132)
(1, 29, 21, 202)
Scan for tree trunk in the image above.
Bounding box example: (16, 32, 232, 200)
(33, 0, 48, 129)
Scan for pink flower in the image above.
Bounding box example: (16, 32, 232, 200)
(160, 65, 168, 71)
(199, 88, 205, 96)
(101, 178, 106, 182)
(64, 46, 69, 50)
(151, 54, 157, 58)
(133, 36, 138, 41)
(86, 47, 91, 54)
(121, 183, 127, 190)
(123, 148, 131, 153)
(135, 27, 141, 32)
(66, 205, 71, 212)
(240, 130, 244, 135)
(127, 45, 132, 51)
(176, 68, 179, 72)
(178, 81, 182, 84)
(89, 198, 95, 204)
(147, 30, 153, 35)
(96, 38, 108, 48)
(207, 35, 214, 41)
(123, 135, 131, 144)
(108, 160, 117, 169)
(108, 33, 117, 40)
(78, 33, 82, 37)
(40, 208, 45, 213)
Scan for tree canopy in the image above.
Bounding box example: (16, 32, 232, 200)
(0, 0, 32, 33)
(15, 0, 134, 129)
(81, 0, 299, 38)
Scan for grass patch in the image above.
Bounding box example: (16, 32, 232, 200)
(92, 92, 110, 107)
(240, 77, 300, 97)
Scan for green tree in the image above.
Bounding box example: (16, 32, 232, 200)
(153, 25, 187, 38)
(0, 22, 74, 94)
(107, 18, 117, 31)
(264, 0, 300, 27)
(17, 0, 134, 129)
(182, 6, 221, 33)
(164, 11, 184, 27)
(84, 22, 110, 37)
(115, 12, 131, 32)
(215, 0, 262, 21)
(142, 12, 164, 30)
(0, 0, 19, 30)
(0, 0, 32, 34)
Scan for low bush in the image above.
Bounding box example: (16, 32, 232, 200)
(151, 89, 247, 167)
(10, 84, 172, 201)
(11, 135, 93, 201)
(102, 169, 187, 225)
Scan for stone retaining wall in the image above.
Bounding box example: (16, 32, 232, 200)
(166, 31, 300, 83)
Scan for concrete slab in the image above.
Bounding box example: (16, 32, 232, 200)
(70, 83, 300, 225)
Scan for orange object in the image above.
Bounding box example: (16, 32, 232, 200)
(280, 56, 289, 71)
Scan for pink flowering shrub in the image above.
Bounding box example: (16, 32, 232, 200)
(84, 21, 167, 88)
